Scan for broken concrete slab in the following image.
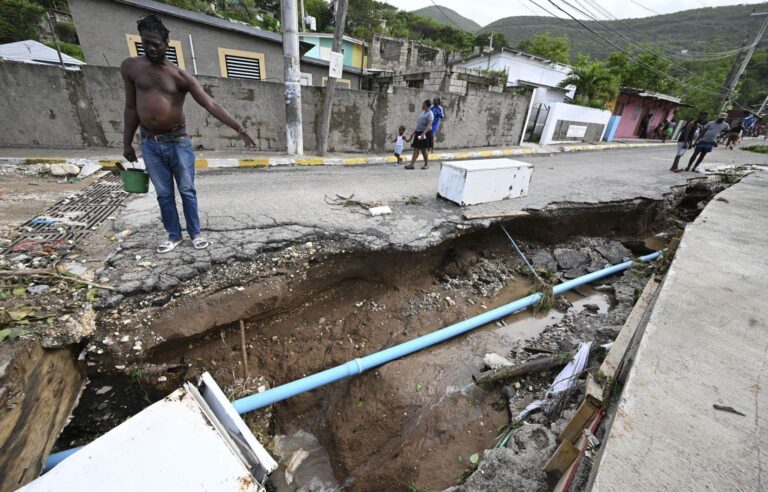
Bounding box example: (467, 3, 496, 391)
(553, 248, 590, 271)
(595, 241, 632, 265)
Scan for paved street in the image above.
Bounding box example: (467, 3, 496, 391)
(106, 145, 768, 296)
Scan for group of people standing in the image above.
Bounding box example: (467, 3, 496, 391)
(393, 98, 445, 170)
(669, 111, 731, 173)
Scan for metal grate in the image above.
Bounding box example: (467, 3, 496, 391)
(2, 174, 130, 259)
(224, 54, 261, 80)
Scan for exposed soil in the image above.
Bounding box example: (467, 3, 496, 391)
(48, 176, 728, 491)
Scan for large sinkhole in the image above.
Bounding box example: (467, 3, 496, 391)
(54, 180, 725, 491)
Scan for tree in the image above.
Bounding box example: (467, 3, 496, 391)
(54, 22, 78, 44)
(559, 55, 618, 109)
(517, 33, 570, 64)
(304, 0, 333, 33)
(606, 48, 679, 95)
(0, 0, 44, 44)
(474, 31, 508, 49)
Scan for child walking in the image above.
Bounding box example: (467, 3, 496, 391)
(393, 126, 410, 166)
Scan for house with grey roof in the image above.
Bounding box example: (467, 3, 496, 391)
(67, 0, 361, 87)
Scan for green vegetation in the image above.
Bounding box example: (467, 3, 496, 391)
(474, 31, 509, 50)
(46, 41, 84, 60)
(558, 55, 617, 109)
(605, 49, 679, 94)
(742, 145, 768, 154)
(517, 33, 570, 64)
(0, 0, 44, 44)
(412, 5, 482, 34)
(53, 21, 78, 43)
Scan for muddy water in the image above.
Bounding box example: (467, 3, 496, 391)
(267, 281, 611, 491)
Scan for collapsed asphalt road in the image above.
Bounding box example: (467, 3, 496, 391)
(106, 145, 768, 299)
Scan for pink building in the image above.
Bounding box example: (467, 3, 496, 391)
(611, 87, 682, 139)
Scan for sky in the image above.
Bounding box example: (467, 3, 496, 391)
(380, 0, 768, 27)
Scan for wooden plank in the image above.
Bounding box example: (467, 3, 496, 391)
(598, 274, 662, 382)
(585, 374, 604, 407)
(552, 433, 588, 492)
(544, 439, 581, 475)
(559, 399, 599, 445)
(462, 210, 530, 221)
(474, 354, 566, 387)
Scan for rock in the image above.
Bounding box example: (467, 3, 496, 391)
(209, 247, 235, 265)
(598, 325, 622, 338)
(454, 430, 553, 492)
(117, 281, 142, 295)
(583, 303, 600, 312)
(553, 248, 590, 271)
(27, 284, 50, 295)
(156, 275, 180, 290)
(529, 250, 557, 272)
(49, 163, 80, 176)
(483, 353, 513, 371)
(595, 241, 632, 265)
(166, 265, 198, 281)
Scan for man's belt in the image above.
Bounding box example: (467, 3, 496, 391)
(140, 124, 188, 143)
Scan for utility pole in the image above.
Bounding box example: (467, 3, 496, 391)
(299, 0, 306, 32)
(317, 0, 349, 156)
(757, 94, 768, 115)
(45, 12, 66, 69)
(718, 11, 768, 114)
(281, 0, 303, 155)
(486, 32, 493, 70)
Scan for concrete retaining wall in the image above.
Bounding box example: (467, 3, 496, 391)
(539, 102, 611, 145)
(0, 61, 532, 153)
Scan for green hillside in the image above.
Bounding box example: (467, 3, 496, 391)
(483, 3, 768, 60)
(412, 5, 482, 34)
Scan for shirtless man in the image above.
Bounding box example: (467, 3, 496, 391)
(122, 15, 255, 254)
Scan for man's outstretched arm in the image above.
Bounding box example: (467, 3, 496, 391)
(185, 72, 256, 147)
(121, 60, 140, 162)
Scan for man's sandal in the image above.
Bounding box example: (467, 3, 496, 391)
(192, 237, 209, 250)
(404, 164, 415, 170)
(157, 239, 182, 254)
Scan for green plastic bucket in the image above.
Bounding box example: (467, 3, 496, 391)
(121, 170, 149, 194)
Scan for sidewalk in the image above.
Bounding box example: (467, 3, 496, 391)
(0, 140, 671, 169)
(592, 171, 768, 490)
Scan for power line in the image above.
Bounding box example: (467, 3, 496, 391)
(428, 0, 467, 33)
(628, 0, 661, 16)
(555, 0, 722, 89)
(542, 0, 725, 97)
(575, 0, 743, 59)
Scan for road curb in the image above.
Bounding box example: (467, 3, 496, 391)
(0, 142, 672, 170)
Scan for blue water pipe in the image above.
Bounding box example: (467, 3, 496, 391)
(43, 251, 661, 472)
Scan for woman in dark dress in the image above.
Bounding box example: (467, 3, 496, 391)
(405, 99, 434, 170)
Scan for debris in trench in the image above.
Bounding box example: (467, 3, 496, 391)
(405, 196, 422, 205)
(368, 205, 392, 216)
(474, 353, 571, 387)
(713, 404, 746, 417)
(483, 353, 513, 371)
(324, 193, 385, 215)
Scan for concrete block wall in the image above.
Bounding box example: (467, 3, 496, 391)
(0, 61, 531, 153)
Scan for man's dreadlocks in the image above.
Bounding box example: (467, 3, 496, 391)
(137, 14, 169, 42)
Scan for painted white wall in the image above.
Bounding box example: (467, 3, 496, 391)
(539, 102, 612, 145)
(459, 50, 575, 100)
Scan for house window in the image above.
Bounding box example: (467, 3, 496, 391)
(218, 48, 266, 80)
(321, 77, 352, 88)
(407, 79, 424, 89)
(126, 34, 185, 69)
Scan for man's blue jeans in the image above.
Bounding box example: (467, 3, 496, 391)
(140, 136, 200, 241)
